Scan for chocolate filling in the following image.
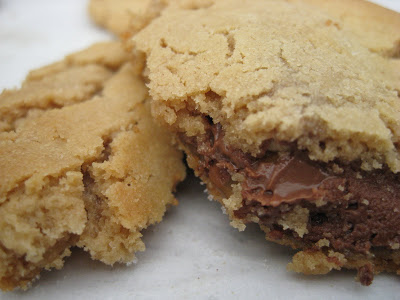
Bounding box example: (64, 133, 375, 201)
(181, 119, 400, 259)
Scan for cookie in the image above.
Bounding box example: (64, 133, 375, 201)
(89, 0, 400, 59)
(88, 0, 216, 36)
(88, 0, 166, 36)
(288, 0, 400, 57)
(0, 42, 186, 291)
(132, 0, 400, 285)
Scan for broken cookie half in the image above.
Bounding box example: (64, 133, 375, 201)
(132, 0, 400, 285)
(0, 42, 186, 291)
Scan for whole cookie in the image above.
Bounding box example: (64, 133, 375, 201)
(132, 0, 400, 285)
(0, 42, 186, 291)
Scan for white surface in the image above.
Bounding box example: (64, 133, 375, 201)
(1, 0, 400, 299)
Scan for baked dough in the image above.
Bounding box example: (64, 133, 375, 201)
(89, 0, 400, 59)
(0, 42, 185, 291)
(132, 0, 400, 285)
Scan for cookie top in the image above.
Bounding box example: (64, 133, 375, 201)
(289, 0, 400, 57)
(89, 0, 165, 36)
(0, 42, 185, 290)
(133, 0, 400, 172)
(90, 0, 400, 58)
(88, 0, 216, 36)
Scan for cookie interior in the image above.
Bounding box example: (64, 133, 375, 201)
(179, 117, 400, 285)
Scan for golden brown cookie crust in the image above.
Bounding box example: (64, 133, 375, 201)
(131, 0, 400, 284)
(288, 0, 400, 57)
(90, 0, 400, 59)
(0, 42, 185, 291)
(133, 0, 400, 172)
(88, 0, 218, 36)
(88, 0, 167, 36)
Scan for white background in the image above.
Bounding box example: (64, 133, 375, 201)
(1, 0, 400, 299)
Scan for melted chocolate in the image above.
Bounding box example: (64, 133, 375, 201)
(180, 120, 400, 262)
(241, 153, 333, 207)
(358, 264, 374, 286)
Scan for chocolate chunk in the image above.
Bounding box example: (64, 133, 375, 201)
(358, 264, 374, 286)
(242, 153, 332, 207)
(181, 119, 400, 255)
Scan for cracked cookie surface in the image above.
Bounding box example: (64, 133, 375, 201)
(288, 0, 400, 57)
(88, 0, 217, 36)
(132, 0, 400, 284)
(89, 0, 400, 60)
(133, 0, 400, 172)
(0, 42, 185, 291)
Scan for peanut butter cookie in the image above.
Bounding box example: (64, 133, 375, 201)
(89, 0, 400, 60)
(132, 0, 400, 285)
(88, 0, 216, 36)
(0, 42, 185, 291)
